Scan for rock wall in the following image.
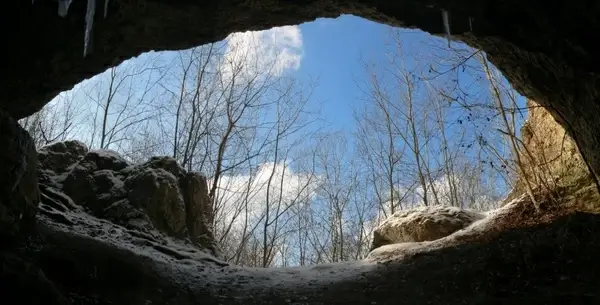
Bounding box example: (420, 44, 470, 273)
(507, 99, 595, 206)
(2, 2, 600, 304)
(0, 110, 39, 244)
(37, 140, 218, 254)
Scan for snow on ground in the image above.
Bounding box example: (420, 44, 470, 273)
(37, 186, 376, 294)
(36, 184, 527, 299)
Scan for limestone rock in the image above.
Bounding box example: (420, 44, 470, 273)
(61, 163, 97, 209)
(180, 172, 217, 250)
(35, 142, 218, 254)
(371, 205, 485, 250)
(507, 99, 591, 203)
(102, 199, 156, 234)
(0, 110, 39, 243)
(125, 167, 188, 238)
(37, 140, 88, 173)
(79, 149, 129, 172)
(141, 156, 186, 178)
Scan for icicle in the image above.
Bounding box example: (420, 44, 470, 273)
(104, 0, 109, 18)
(469, 17, 473, 32)
(442, 10, 451, 48)
(84, 0, 96, 57)
(57, 0, 72, 17)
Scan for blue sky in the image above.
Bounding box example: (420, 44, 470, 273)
(296, 16, 388, 131)
(297, 15, 525, 134)
(32, 14, 530, 222)
(295, 16, 405, 134)
(47, 14, 526, 181)
(55, 14, 526, 142)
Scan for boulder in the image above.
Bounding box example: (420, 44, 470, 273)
(371, 205, 485, 250)
(180, 172, 216, 249)
(61, 164, 97, 210)
(37, 140, 88, 173)
(79, 149, 129, 172)
(62, 153, 128, 215)
(102, 199, 156, 234)
(143, 156, 186, 178)
(36, 143, 218, 254)
(125, 167, 188, 238)
(367, 241, 427, 261)
(0, 110, 39, 243)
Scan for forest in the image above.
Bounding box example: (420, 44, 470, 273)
(21, 27, 531, 268)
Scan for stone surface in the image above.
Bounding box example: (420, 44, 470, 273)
(371, 205, 485, 250)
(80, 150, 129, 172)
(125, 167, 188, 238)
(507, 99, 592, 202)
(37, 143, 217, 253)
(37, 140, 88, 173)
(0, 110, 39, 243)
(4, 198, 600, 305)
(180, 172, 216, 249)
(3, 2, 600, 304)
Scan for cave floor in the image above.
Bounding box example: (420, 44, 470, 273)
(2, 191, 600, 305)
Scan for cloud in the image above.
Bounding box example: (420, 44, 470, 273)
(211, 161, 318, 233)
(221, 25, 304, 79)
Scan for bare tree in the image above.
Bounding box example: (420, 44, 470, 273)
(83, 55, 166, 150)
(19, 90, 84, 148)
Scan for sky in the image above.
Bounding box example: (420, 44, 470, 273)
(41, 14, 527, 217)
(298, 15, 527, 134)
(296, 16, 389, 131)
(50, 14, 526, 145)
(33, 15, 531, 265)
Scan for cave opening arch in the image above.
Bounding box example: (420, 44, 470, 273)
(9, 0, 600, 184)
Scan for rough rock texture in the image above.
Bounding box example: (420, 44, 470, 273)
(37, 140, 88, 173)
(37, 141, 217, 254)
(3, 193, 600, 305)
(180, 172, 216, 249)
(507, 99, 592, 202)
(7, 1, 600, 186)
(0, 110, 39, 243)
(3, 1, 600, 304)
(371, 205, 485, 250)
(124, 166, 188, 237)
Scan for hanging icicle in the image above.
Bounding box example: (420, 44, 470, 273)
(84, 0, 97, 57)
(469, 17, 473, 32)
(442, 10, 451, 48)
(104, 0, 109, 19)
(57, 0, 72, 17)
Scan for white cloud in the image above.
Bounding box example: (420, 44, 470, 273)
(221, 25, 304, 79)
(211, 161, 318, 233)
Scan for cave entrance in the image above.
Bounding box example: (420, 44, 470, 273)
(29, 15, 588, 268)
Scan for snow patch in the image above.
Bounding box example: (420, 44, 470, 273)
(368, 241, 430, 261)
(89, 149, 123, 160)
(37, 184, 381, 296)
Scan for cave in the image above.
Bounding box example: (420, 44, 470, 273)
(2, 1, 600, 304)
